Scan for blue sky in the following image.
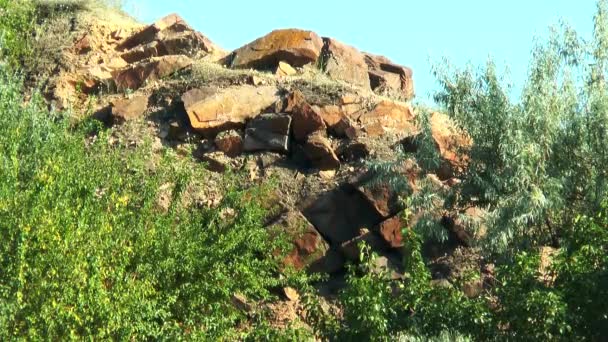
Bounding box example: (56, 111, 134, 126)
(123, 1, 598, 102)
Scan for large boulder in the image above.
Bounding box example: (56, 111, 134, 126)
(181, 85, 279, 136)
(358, 100, 417, 137)
(321, 38, 370, 89)
(269, 211, 330, 270)
(302, 186, 384, 245)
(429, 112, 472, 180)
(229, 29, 323, 70)
(113, 55, 192, 91)
(365, 53, 415, 100)
(117, 13, 223, 63)
(376, 216, 404, 248)
(243, 113, 291, 153)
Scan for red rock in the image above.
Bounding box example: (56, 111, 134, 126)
(113, 55, 192, 91)
(364, 53, 415, 100)
(285, 90, 327, 141)
(117, 13, 222, 60)
(376, 216, 404, 248)
(214, 130, 244, 157)
(181, 85, 279, 136)
(322, 38, 370, 89)
(229, 29, 323, 69)
(358, 100, 417, 137)
(429, 112, 472, 180)
(303, 132, 340, 170)
(269, 211, 329, 270)
(110, 95, 149, 123)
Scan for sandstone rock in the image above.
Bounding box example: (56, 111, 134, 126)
(181, 85, 279, 135)
(322, 38, 370, 89)
(229, 29, 323, 70)
(303, 133, 340, 170)
(444, 207, 487, 246)
(269, 211, 329, 270)
(376, 216, 404, 248)
(214, 130, 244, 157)
(429, 112, 471, 180)
(364, 53, 415, 99)
(283, 287, 300, 302)
(117, 13, 222, 62)
(313, 104, 362, 137)
(358, 100, 417, 137)
(113, 55, 192, 91)
(302, 186, 384, 245)
(285, 90, 327, 141)
(110, 95, 149, 123)
(243, 113, 291, 153)
(275, 61, 297, 76)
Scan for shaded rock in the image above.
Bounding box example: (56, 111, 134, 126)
(365, 53, 415, 99)
(340, 229, 388, 261)
(376, 216, 404, 248)
(231, 293, 253, 312)
(358, 100, 417, 137)
(269, 211, 329, 270)
(336, 141, 370, 162)
(197, 151, 230, 173)
(285, 90, 326, 141)
(229, 29, 323, 70)
(309, 248, 346, 274)
(429, 112, 472, 180)
(113, 55, 192, 91)
(214, 130, 244, 157)
(275, 61, 297, 76)
(313, 104, 362, 137)
(160, 120, 189, 141)
(303, 133, 340, 170)
(444, 207, 487, 246)
(110, 95, 149, 123)
(322, 38, 370, 89)
(243, 113, 291, 153)
(463, 279, 483, 298)
(302, 186, 384, 245)
(282, 287, 300, 302)
(181, 85, 279, 136)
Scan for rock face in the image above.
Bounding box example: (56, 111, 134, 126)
(322, 38, 370, 89)
(270, 211, 329, 270)
(110, 95, 149, 123)
(229, 29, 324, 70)
(243, 113, 292, 153)
(117, 13, 223, 62)
(303, 133, 340, 170)
(285, 90, 327, 141)
(376, 216, 404, 248)
(181, 85, 279, 135)
(113, 55, 192, 91)
(365, 53, 415, 99)
(429, 112, 471, 180)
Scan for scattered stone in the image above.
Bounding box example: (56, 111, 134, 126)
(275, 61, 297, 76)
(214, 130, 244, 157)
(229, 29, 323, 69)
(155, 183, 174, 213)
(110, 95, 149, 123)
(322, 38, 370, 89)
(285, 90, 327, 141)
(319, 169, 336, 180)
(303, 132, 340, 170)
(113, 55, 192, 91)
(182, 85, 279, 136)
(231, 293, 253, 312)
(243, 113, 291, 153)
(283, 287, 300, 302)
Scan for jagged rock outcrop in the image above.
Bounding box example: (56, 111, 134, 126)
(365, 53, 415, 99)
(321, 38, 371, 89)
(113, 55, 192, 91)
